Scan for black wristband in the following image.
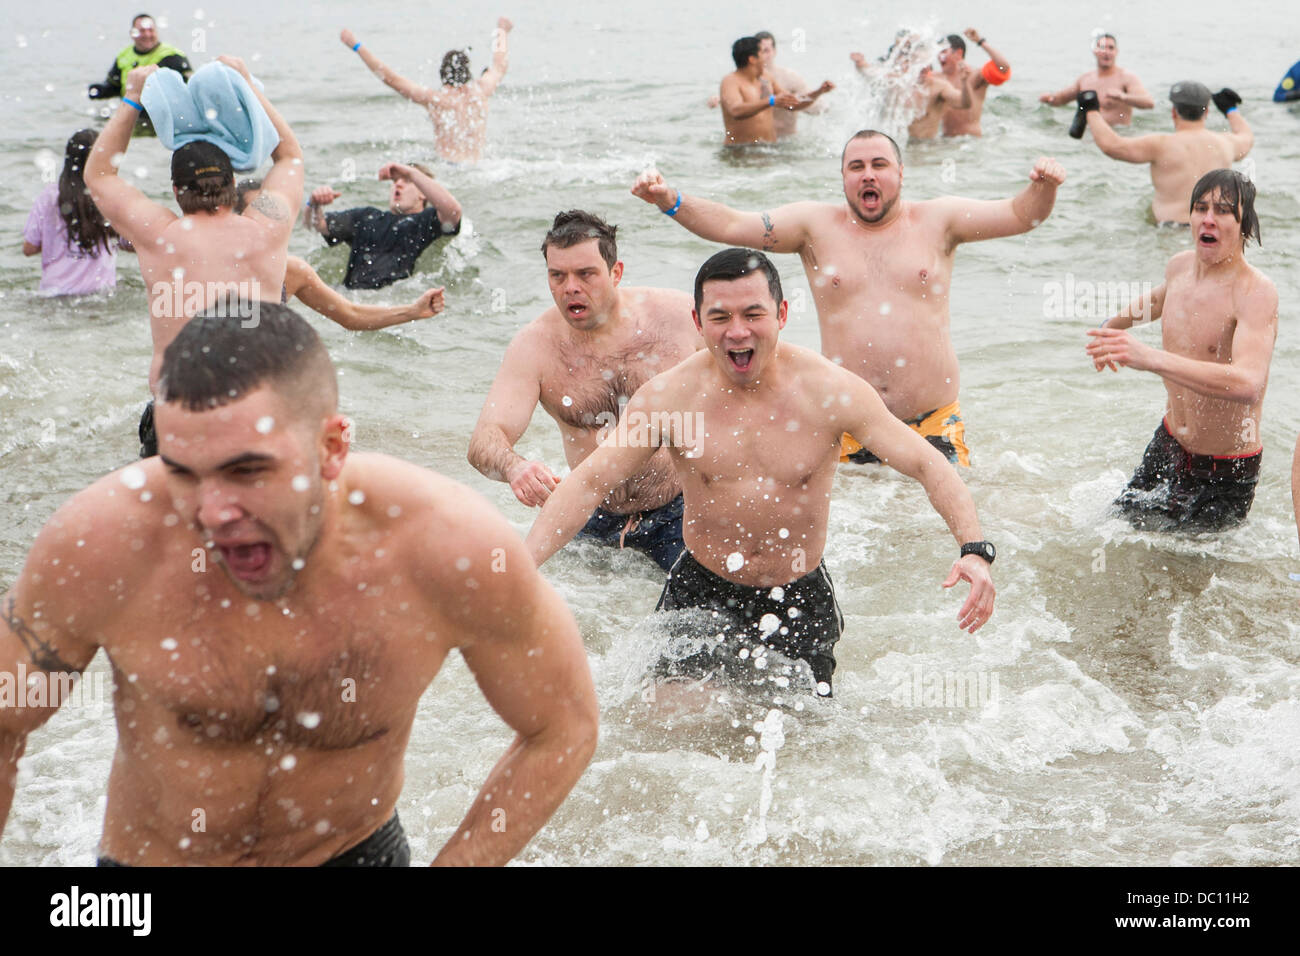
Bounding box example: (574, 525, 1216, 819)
(960, 541, 996, 564)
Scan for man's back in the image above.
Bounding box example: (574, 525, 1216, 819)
(426, 83, 492, 162)
(1149, 130, 1237, 223)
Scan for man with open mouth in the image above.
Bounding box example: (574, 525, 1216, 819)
(1086, 170, 1277, 532)
(0, 303, 598, 865)
(1039, 31, 1153, 127)
(525, 249, 996, 698)
(633, 132, 1065, 469)
(469, 210, 701, 572)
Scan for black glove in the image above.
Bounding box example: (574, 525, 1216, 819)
(1212, 87, 1242, 115)
(87, 83, 114, 100)
(1069, 90, 1101, 139)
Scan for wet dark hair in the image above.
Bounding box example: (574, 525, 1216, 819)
(842, 128, 903, 165)
(159, 301, 337, 413)
(234, 177, 262, 214)
(441, 50, 471, 86)
(946, 34, 966, 55)
(1173, 102, 1206, 121)
(732, 36, 760, 69)
(541, 210, 618, 269)
(58, 129, 116, 255)
(754, 31, 775, 49)
(1189, 169, 1260, 247)
(693, 248, 783, 313)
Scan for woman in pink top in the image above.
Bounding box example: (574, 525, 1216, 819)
(23, 130, 119, 296)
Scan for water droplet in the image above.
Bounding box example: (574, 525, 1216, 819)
(758, 613, 781, 637)
(879, 302, 892, 315)
(292, 475, 309, 492)
(205, 107, 218, 121)
(296, 711, 322, 729)
(455, 557, 471, 571)
(894, 357, 907, 367)
(120, 465, 146, 490)
(561, 395, 573, 407)
(777, 528, 789, 540)
(160, 637, 178, 651)
(255, 416, 274, 434)
(314, 819, 330, 835)
(139, 491, 153, 502)
(726, 552, 745, 572)
(179, 837, 191, 850)
(387, 505, 402, 517)
(348, 489, 366, 505)
(291, 557, 305, 570)
(279, 754, 297, 771)
(816, 681, 831, 696)
(694, 820, 709, 842)
(785, 419, 800, 431)
(769, 585, 785, 602)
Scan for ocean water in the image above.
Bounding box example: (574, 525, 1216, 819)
(2, 0, 1299, 865)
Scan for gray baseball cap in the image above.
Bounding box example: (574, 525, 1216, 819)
(1169, 81, 1211, 109)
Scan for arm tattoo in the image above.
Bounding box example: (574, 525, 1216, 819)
(2, 596, 77, 673)
(760, 212, 776, 250)
(250, 192, 289, 223)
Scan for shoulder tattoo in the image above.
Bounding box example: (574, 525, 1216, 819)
(761, 212, 776, 250)
(2, 596, 78, 673)
(250, 192, 289, 223)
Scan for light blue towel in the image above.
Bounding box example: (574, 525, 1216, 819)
(141, 62, 280, 171)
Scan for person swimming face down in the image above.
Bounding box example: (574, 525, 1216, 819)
(1189, 169, 1260, 262)
(154, 302, 348, 601)
(841, 130, 905, 225)
(692, 247, 787, 386)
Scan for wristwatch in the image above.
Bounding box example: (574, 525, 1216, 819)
(960, 541, 996, 564)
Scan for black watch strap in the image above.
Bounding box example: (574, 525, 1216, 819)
(960, 541, 995, 564)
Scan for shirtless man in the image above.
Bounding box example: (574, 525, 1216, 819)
(707, 32, 829, 138)
(236, 180, 444, 330)
(632, 132, 1065, 467)
(468, 211, 698, 571)
(525, 249, 995, 697)
(0, 304, 597, 866)
(850, 35, 970, 140)
(939, 29, 1012, 137)
(721, 35, 833, 146)
(1039, 32, 1152, 127)
(340, 18, 511, 163)
(85, 56, 301, 455)
(1083, 82, 1253, 225)
(1086, 170, 1277, 532)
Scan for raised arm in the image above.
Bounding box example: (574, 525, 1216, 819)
(380, 163, 462, 227)
(523, 386, 665, 566)
(84, 66, 177, 248)
(478, 17, 513, 95)
(339, 29, 438, 105)
(631, 168, 813, 253)
(303, 186, 341, 237)
(428, 494, 597, 866)
(215, 56, 303, 232)
(934, 72, 972, 110)
(1087, 274, 1278, 403)
(944, 156, 1065, 246)
(468, 329, 559, 507)
(1086, 110, 1161, 163)
(965, 29, 1010, 81)
(791, 80, 835, 112)
(1211, 90, 1254, 159)
(285, 256, 444, 331)
(838, 371, 993, 632)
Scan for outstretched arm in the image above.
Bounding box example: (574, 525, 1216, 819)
(524, 387, 664, 566)
(84, 66, 176, 248)
(719, 74, 799, 119)
(1086, 111, 1160, 163)
(631, 168, 813, 253)
(1039, 78, 1080, 106)
(286, 256, 444, 331)
(340, 29, 438, 105)
(944, 157, 1065, 246)
(1086, 277, 1278, 403)
(430, 497, 597, 866)
(478, 17, 513, 95)
(839, 372, 993, 632)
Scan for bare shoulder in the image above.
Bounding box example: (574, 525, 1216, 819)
(782, 342, 858, 390)
(1240, 263, 1279, 315)
(625, 286, 694, 317)
(1165, 250, 1196, 280)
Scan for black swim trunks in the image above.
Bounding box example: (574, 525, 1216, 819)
(654, 550, 844, 694)
(138, 400, 156, 458)
(1115, 419, 1262, 532)
(96, 811, 411, 867)
(576, 494, 686, 572)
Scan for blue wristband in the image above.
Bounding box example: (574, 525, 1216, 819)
(768, 94, 775, 107)
(1226, 106, 1238, 114)
(352, 41, 362, 52)
(664, 190, 683, 217)
(122, 97, 144, 111)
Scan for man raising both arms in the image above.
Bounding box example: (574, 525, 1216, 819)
(632, 132, 1065, 467)
(939, 29, 1012, 137)
(1081, 81, 1252, 226)
(525, 249, 995, 697)
(0, 304, 598, 865)
(469, 211, 699, 571)
(1086, 170, 1277, 532)
(1039, 31, 1152, 127)
(85, 56, 302, 455)
(339, 18, 512, 163)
